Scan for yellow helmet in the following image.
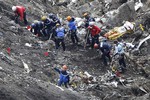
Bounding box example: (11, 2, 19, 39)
(83, 13, 88, 17)
(41, 16, 47, 21)
(66, 16, 72, 21)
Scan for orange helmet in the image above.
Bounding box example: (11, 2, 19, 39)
(66, 16, 72, 21)
(94, 43, 99, 49)
(62, 65, 68, 70)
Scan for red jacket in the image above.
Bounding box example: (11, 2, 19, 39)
(88, 25, 101, 37)
(15, 6, 26, 20)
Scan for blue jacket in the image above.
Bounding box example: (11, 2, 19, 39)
(115, 43, 124, 55)
(68, 21, 77, 31)
(54, 68, 69, 83)
(100, 41, 111, 54)
(31, 21, 44, 33)
(43, 19, 55, 29)
(37, 21, 44, 29)
(55, 27, 65, 38)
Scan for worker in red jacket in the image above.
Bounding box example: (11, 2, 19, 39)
(88, 22, 101, 49)
(12, 6, 28, 24)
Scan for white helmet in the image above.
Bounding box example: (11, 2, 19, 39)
(89, 22, 95, 26)
(12, 6, 17, 11)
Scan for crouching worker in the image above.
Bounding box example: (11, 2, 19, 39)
(41, 16, 55, 39)
(55, 23, 66, 51)
(12, 6, 28, 24)
(100, 38, 112, 66)
(54, 65, 70, 88)
(30, 21, 44, 37)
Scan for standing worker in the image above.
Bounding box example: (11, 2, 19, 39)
(83, 13, 95, 46)
(113, 40, 126, 73)
(88, 22, 101, 49)
(54, 65, 70, 88)
(67, 16, 79, 44)
(55, 23, 66, 51)
(83, 13, 95, 28)
(12, 6, 28, 24)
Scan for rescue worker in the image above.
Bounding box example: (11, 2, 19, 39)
(41, 16, 55, 39)
(88, 22, 101, 49)
(12, 6, 28, 24)
(55, 23, 66, 51)
(54, 65, 70, 88)
(48, 13, 61, 25)
(83, 13, 95, 28)
(114, 40, 126, 73)
(83, 13, 95, 46)
(30, 20, 44, 37)
(67, 16, 79, 44)
(99, 38, 112, 66)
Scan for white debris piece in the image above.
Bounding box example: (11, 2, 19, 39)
(84, 71, 92, 78)
(22, 60, 30, 73)
(0, 66, 3, 70)
(104, 81, 118, 87)
(125, 42, 135, 48)
(95, 18, 101, 22)
(136, 35, 150, 50)
(75, 17, 84, 27)
(25, 43, 32, 47)
(72, 0, 77, 3)
(134, 0, 143, 11)
(139, 86, 148, 94)
(123, 21, 134, 30)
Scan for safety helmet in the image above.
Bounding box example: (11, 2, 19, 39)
(12, 6, 17, 11)
(83, 13, 88, 17)
(48, 13, 55, 19)
(56, 23, 60, 26)
(94, 43, 99, 49)
(41, 16, 47, 21)
(31, 23, 35, 28)
(89, 22, 95, 26)
(66, 16, 72, 21)
(62, 65, 68, 70)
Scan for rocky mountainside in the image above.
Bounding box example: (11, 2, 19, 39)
(0, 0, 150, 100)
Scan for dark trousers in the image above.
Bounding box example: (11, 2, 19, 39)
(119, 54, 126, 68)
(91, 35, 99, 48)
(15, 12, 28, 24)
(42, 28, 51, 39)
(70, 30, 79, 44)
(58, 80, 68, 88)
(102, 52, 111, 66)
(55, 37, 65, 51)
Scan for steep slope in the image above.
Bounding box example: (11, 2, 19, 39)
(0, 0, 150, 100)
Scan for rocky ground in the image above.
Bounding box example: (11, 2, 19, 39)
(0, 0, 150, 100)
